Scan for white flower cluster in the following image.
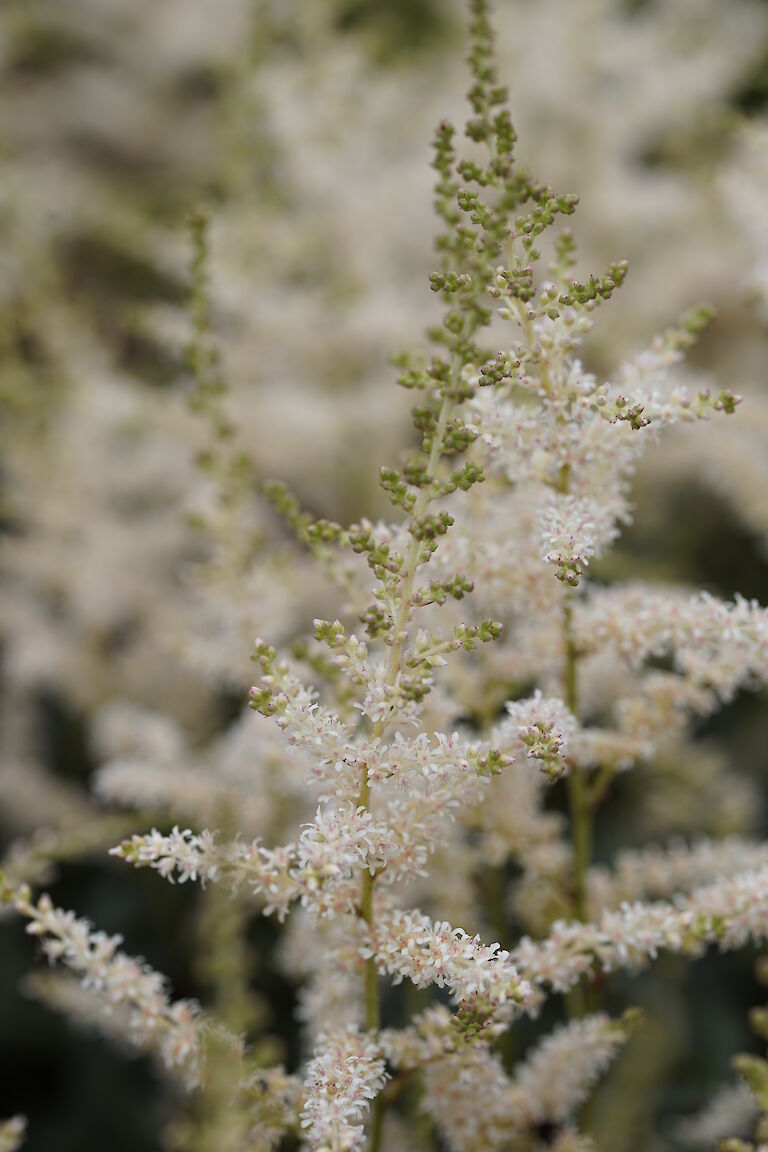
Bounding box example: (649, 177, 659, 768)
(588, 837, 768, 914)
(300, 1028, 388, 1152)
(512, 1012, 637, 1125)
(514, 866, 768, 995)
(575, 587, 768, 702)
(369, 907, 533, 1008)
(3, 0, 768, 1147)
(539, 495, 617, 586)
(10, 885, 211, 1086)
(495, 692, 576, 781)
(675, 1080, 759, 1147)
(413, 1012, 632, 1152)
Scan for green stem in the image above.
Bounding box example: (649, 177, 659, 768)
(358, 383, 457, 1152)
(567, 769, 591, 925)
(563, 597, 596, 1020)
(358, 775, 383, 1149)
(562, 600, 588, 924)
(369, 1092, 385, 1152)
(361, 872, 379, 1033)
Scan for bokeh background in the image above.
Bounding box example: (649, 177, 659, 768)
(3, 1, 768, 1148)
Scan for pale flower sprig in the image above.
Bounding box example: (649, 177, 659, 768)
(3, 1, 765, 1148)
(1, 877, 218, 1087)
(0, 1118, 26, 1152)
(300, 1028, 388, 1152)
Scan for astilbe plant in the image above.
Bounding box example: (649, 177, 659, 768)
(5, 2, 768, 1149)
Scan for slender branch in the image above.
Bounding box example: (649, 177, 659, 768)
(358, 388, 456, 1152)
(564, 599, 590, 924)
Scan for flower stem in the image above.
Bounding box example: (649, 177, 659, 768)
(563, 597, 595, 1020)
(359, 386, 455, 1152)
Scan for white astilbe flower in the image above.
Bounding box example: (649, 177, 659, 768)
(8, 885, 230, 1086)
(720, 119, 768, 316)
(95, 758, 191, 810)
(539, 495, 619, 586)
(93, 702, 185, 766)
(300, 1028, 388, 1152)
(615, 672, 718, 741)
(95, 707, 314, 842)
(96, 759, 252, 826)
(249, 655, 357, 791)
(0, 761, 92, 836)
(513, 865, 768, 996)
(495, 692, 576, 781)
(0, 1118, 26, 1152)
(675, 1080, 759, 1146)
(635, 737, 760, 841)
(511, 1012, 635, 1125)
(113, 805, 392, 919)
(111, 826, 230, 887)
(465, 760, 568, 872)
(380, 1004, 501, 1071)
(316, 623, 423, 728)
(416, 1012, 629, 1151)
(566, 727, 650, 774)
(111, 717, 513, 916)
(241, 1067, 305, 1152)
(296, 805, 388, 882)
(373, 729, 509, 788)
(421, 1044, 514, 1152)
(608, 337, 739, 429)
(111, 826, 292, 918)
(4, 3, 767, 1145)
(369, 907, 534, 1009)
(575, 586, 768, 702)
(588, 837, 768, 914)
(281, 912, 367, 1042)
(24, 970, 186, 1074)
(430, 493, 568, 617)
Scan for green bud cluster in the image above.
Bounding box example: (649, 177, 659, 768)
(411, 575, 475, 608)
(409, 511, 454, 542)
(433, 461, 484, 496)
(558, 260, 628, 307)
(479, 350, 521, 387)
(454, 618, 503, 649)
(728, 955, 768, 1139)
(476, 748, 510, 776)
(665, 303, 715, 351)
(359, 603, 391, 641)
(186, 206, 230, 437)
(513, 191, 578, 249)
(248, 642, 285, 718)
(313, 619, 347, 648)
(438, 418, 478, 455)
(348, 523, 404, 578)
(554, 561, 584, 587)
(429, 271, 473, 294)
(264, 479, 344, 555)
(184, 205, 261, 557)
(489, 264, 535, 304)
(692, 388, 742, 419)
(322, 0, 597, 680)
(380, 467, 419, 513)
(263, 480, 313, 541)
(594, 395, 651, 431)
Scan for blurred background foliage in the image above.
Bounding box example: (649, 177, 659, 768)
(2, 1, 768, 1149)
